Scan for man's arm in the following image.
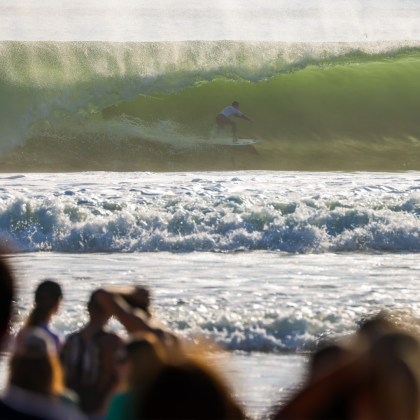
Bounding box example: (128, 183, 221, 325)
(238, 114, 254, 123)
(120, 287, 150, 312)
(95, 289, 156, 334)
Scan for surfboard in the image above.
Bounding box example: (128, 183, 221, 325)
(206, 138, 261, 146)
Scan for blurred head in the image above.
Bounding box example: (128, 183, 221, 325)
(121, 334, 167, 388)
(360, 331, 420, 420)
(309, 344, 351, 383)
(140, 362, 244, 420)
(282, 315, 420, 420)
(27, 280, 63, 327)
(10, 328, 63, 396)
(88, 290, 109, 323)
(0, 256, 13, 344)
(232, 101, 239, 109)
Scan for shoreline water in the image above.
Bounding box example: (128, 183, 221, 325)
(3, 248, 420, 416)
(9, 250, 420, 352)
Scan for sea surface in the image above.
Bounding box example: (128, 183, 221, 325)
(2, 0, 420, 417)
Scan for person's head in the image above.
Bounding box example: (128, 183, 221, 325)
(121, 334, 167, 389)
(0, 256, 13, 345)
(27, 280, 63, 327)
(309, 344, 350, 383)
(361, 331, 420, 420)
(140, 362, 244, 420)
(87, 290, 109, 323)
(276, 314, 420, 420)
(10, 328, 64, 396)
(232, 101, 239, 109)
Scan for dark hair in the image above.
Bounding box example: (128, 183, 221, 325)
(309, 344, 349, 381)
(124, 336, 166, 388)
(0, 256, 14, 341)
(140, 363, 233, 420)
(121, 287, 151, 317)
(87, 290, 105, 315)
(232, 101, 239, 107)
(27, 280, 63, 327)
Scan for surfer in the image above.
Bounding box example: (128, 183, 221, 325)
(213, 102, 254, 143)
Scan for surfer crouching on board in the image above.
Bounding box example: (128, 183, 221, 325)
(213, 101, 254, 143)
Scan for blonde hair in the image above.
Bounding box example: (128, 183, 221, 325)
(10, 354, 64, 396)
(10, 327, 64, 397)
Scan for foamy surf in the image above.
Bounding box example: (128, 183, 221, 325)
(10, 251, 420, 354)
(1, 171, 420, 253)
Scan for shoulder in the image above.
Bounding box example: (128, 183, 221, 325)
(14, 328, 26, 350)
(39, 324, 64, 353)
(62, 330, 81, 347)
(61, 331, 82, 358)
(44, 324, 64, 342)
(109, 390, 136, 406)
(0, 399, 48, 420)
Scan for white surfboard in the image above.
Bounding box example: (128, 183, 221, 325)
(207, 138, 261, 146)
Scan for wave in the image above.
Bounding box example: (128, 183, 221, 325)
(164, 310, 349, 353)
(2, 40, 420, 172)
(2, 192, 420, 253)
(151, 308, 418, 353)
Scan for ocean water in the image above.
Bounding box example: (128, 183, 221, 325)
(2, 247, 420, 416)
(1, 171, 420, 416)
(2, 0, 420, 417)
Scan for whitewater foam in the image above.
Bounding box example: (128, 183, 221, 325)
(1, 171, 420, 253)
(9, 250, 420, 354)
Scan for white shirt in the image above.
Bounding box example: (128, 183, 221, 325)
(220, 106, 243, 118)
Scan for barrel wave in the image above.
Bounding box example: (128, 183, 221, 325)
(2, 40, 420, 172)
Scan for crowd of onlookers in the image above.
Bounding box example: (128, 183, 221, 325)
(1, 251, 420, 420)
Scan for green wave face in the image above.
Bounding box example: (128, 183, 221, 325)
(2, 41, 420, 172)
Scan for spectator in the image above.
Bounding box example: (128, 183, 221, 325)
(94, 288, 157, 336)
(139, 361, 245, 420)
(61, 291, 123, 419)
(94, 288, 179, 356)
(4, 328, 86, 420)
(272, 315, 420, 420)
(106, 334, 166, 420)
(16, 280, 63, 355)
(0, 255, 49, 420)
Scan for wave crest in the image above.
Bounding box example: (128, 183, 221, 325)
(2, 193, 420, 253)
(2, 40, 420, 171)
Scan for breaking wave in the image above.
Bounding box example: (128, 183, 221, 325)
(2, 192, 420, 253)
(2, 40, 420, 172)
